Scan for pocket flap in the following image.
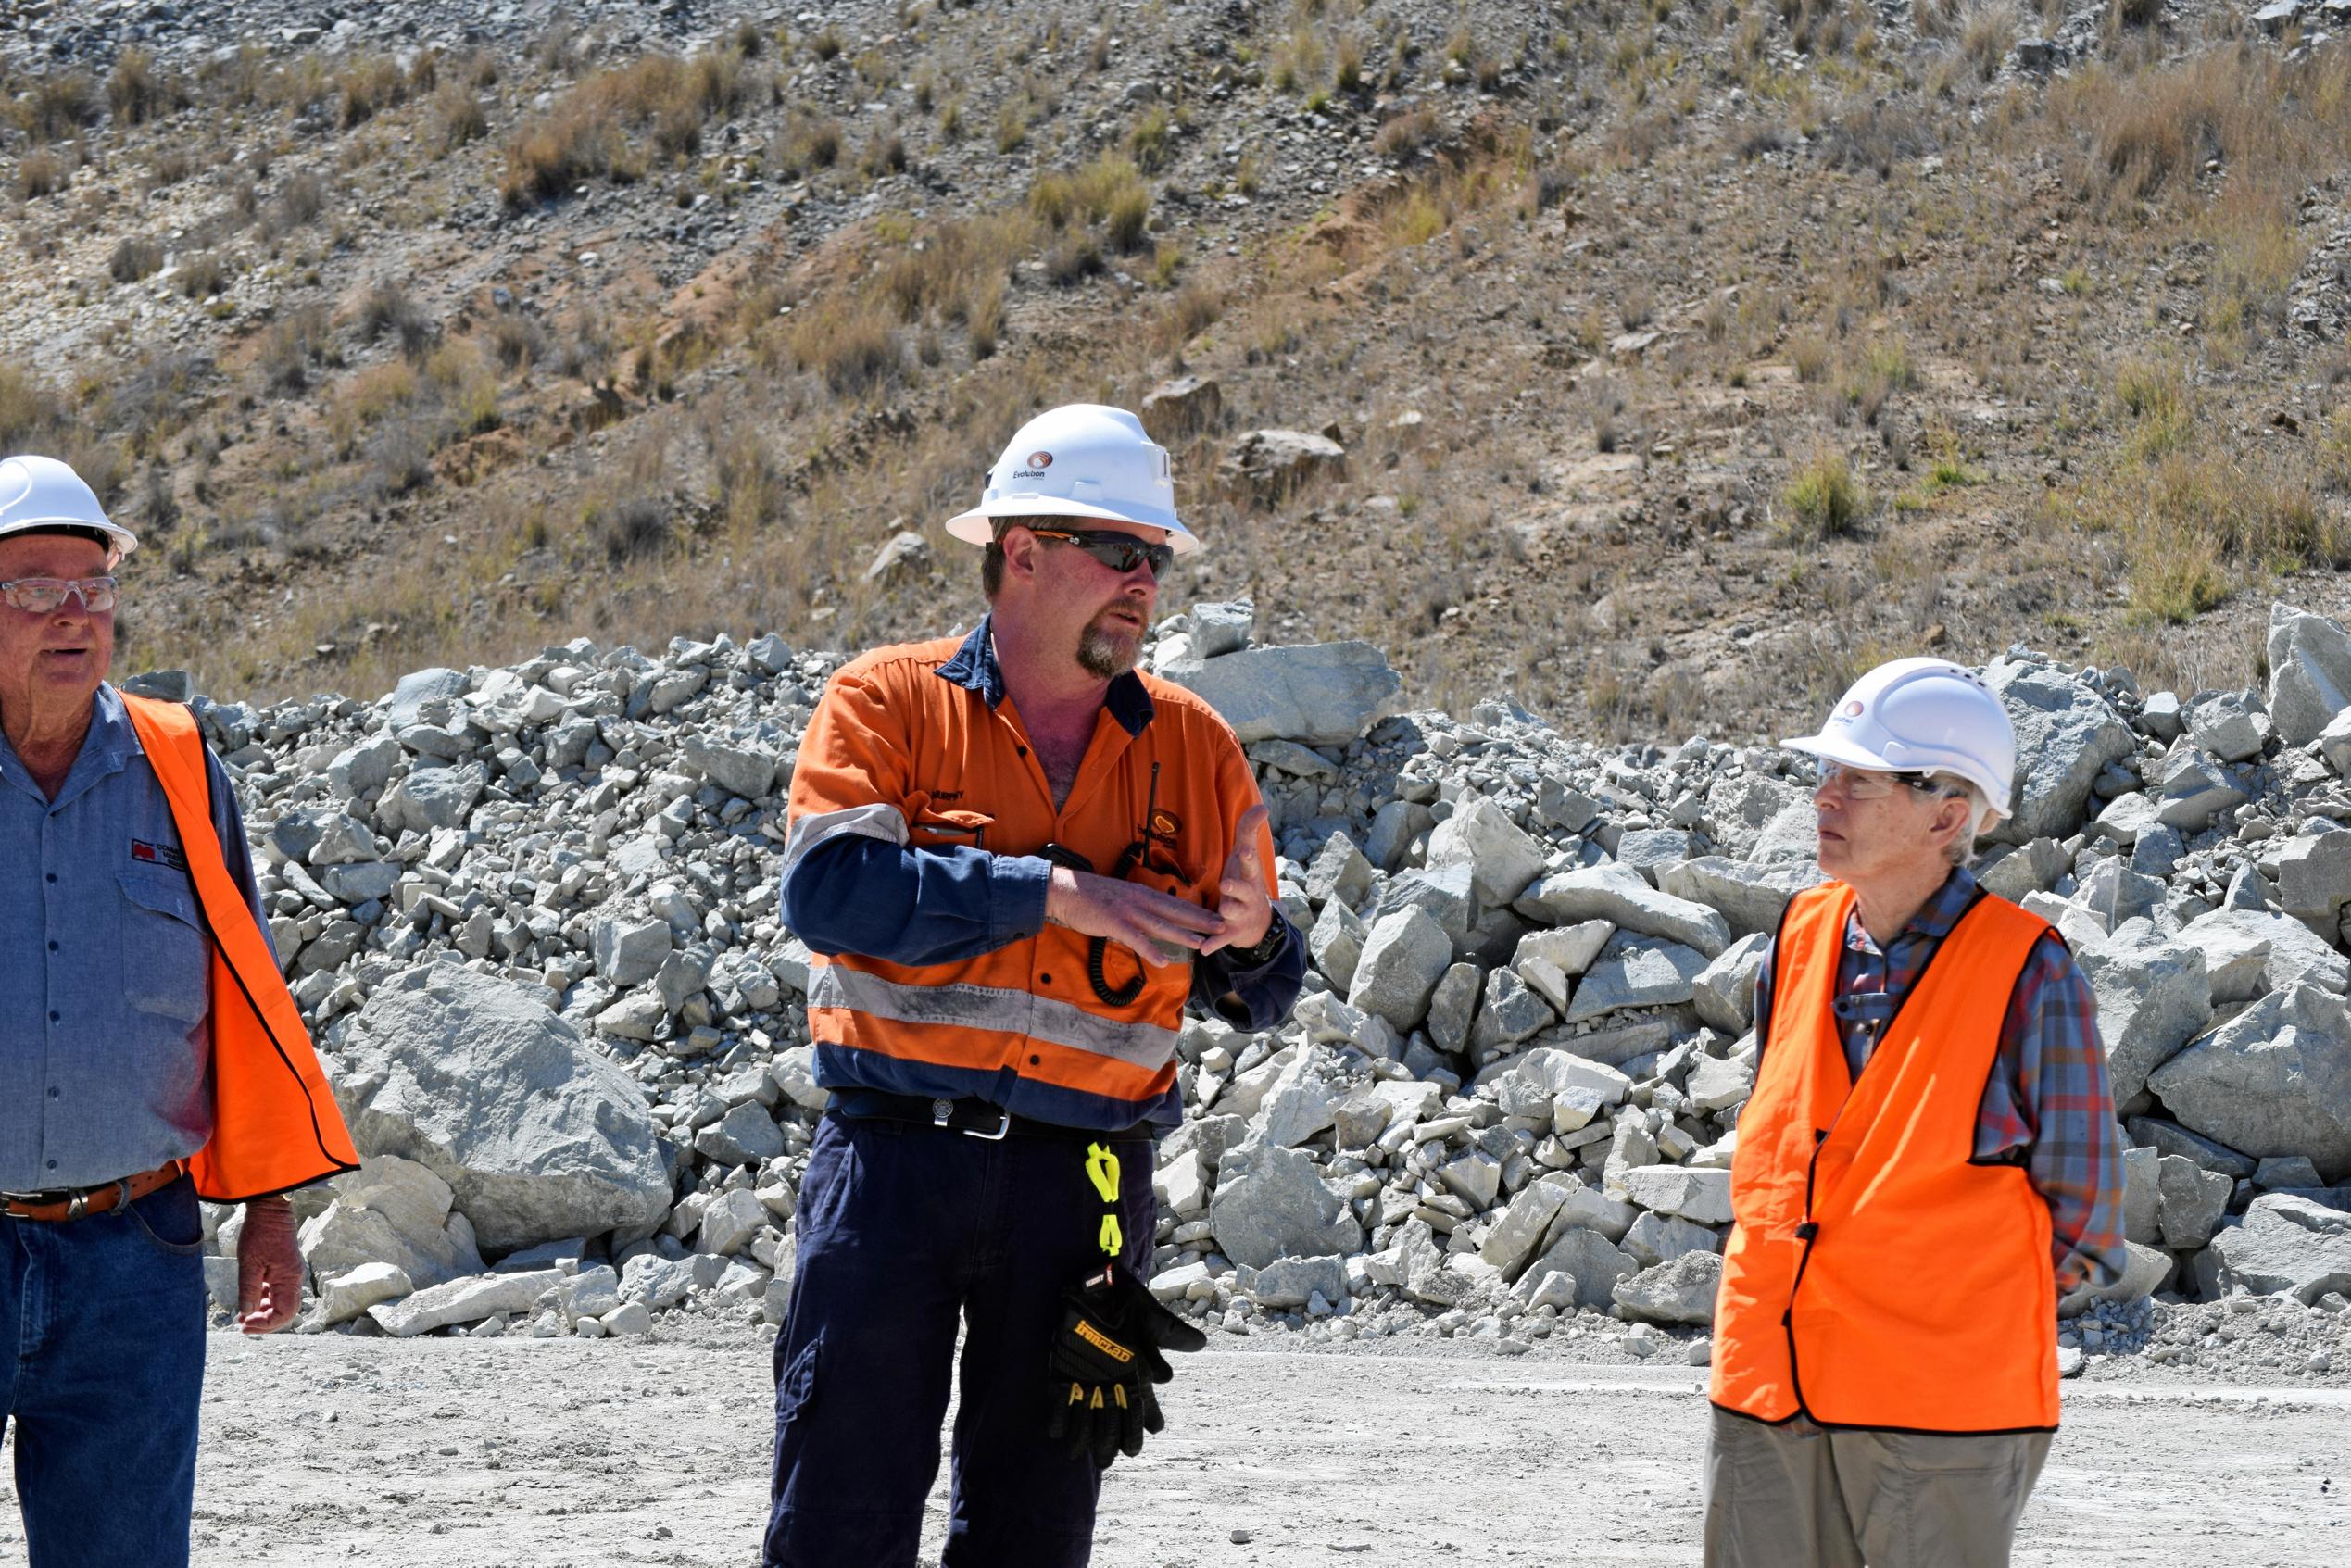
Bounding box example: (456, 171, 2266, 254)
(118, 869, 204, 928)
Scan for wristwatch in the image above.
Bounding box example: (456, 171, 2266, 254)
(1226, 916, 1289, 967)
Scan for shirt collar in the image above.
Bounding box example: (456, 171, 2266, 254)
(936, 613, 1156, 737)
(0, 683, 139, 806)
(1842, 865, 1980, 955)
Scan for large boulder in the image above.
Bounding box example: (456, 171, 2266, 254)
(2073, 938, 2210, 1105)
(1346, 906, 1454, 1031)
(332, 966, 675, 1251)
(2266, 602, 2351, 747)
(1159, 642, 1401, 746)
(1659, 857, 1821, 938)
(1218, 428, 1346, 496)
(1984, 661, 2137, 841)
(1427, 795, 1549, 907)
(2184, 909, 2350, 998)
(1209, 1140, 1363, 1270)
(2146, 984, 2351, 1182)
(1613, 1249, 1723, 1325)
(1517, 861, 1731, 958)
(296, 1155, 484, 1289)
(2209, 1195, 2351, 1303)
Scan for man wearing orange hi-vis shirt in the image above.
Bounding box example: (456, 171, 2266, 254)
(0, 454, 360, 1568)
(1704, 658, 2127, 1567)
(765, 405, 1302, 1567)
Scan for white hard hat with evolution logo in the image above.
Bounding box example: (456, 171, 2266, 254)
(1783, 657, 2017, 819)
(945, 403, 1200, 553)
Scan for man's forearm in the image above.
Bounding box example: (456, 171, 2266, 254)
(781, 833, 1050, 965)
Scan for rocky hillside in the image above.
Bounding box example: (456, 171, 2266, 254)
(9, 0, 2351, 743)
(140, 599, 2351, 1380)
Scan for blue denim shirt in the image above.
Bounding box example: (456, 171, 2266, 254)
(0, 684, 266, 1191)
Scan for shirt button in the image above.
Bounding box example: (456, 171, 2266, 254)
(48, 1010, 59, 1023)
(44, 872, 57, 884)
(1040, 972, 1053, 985)
(46, 1088, 57, 1099)
(47, 940, 57, 952)
(45, 1160, 57, 1171)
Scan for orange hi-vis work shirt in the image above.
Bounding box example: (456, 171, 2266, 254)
(119, 695, 361, 1202)
(781, 619, 1294, 1131)
(1710, 881, 2063, 1435)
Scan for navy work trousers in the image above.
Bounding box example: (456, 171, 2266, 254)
(764, 1110, 1159, 1568)
(1, 1174, 207, 1568)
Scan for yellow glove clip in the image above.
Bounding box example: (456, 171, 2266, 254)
(1086, 1142, 1123, 1260)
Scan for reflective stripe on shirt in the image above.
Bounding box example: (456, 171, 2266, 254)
(809, 962, 1181, 1069)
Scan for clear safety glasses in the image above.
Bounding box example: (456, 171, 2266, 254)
(0, 576, 119, 614)
(1810, 759, 1961, 802)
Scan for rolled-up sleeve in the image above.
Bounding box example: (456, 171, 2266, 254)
(1976, 935, 2130, 1292)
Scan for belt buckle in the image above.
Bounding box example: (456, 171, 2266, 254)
(962, 1107, 1011, 1141)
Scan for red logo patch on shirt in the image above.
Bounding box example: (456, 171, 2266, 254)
(130, 839, 187, 872)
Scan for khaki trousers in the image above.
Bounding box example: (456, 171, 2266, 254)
(1701, 1407, 2052, 1568)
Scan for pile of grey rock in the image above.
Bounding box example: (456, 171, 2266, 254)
(164, 600, 2351, 1368)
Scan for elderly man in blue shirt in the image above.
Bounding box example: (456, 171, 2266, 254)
(1, 454, 358, 1568)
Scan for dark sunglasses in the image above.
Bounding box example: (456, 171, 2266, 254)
(1024, 526, 1174, 580)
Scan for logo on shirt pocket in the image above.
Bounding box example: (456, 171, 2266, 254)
(130, 839, 187, 872)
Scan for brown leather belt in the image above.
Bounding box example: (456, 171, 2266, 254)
(1, 1160, 187, 1223)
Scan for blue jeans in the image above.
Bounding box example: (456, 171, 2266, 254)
(1, 1174, 207, 1568)
(765, 1113, 1160, 1568)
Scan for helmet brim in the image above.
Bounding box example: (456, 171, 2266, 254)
(946, 498, 1201, 553)
(0, 517, 137, 562)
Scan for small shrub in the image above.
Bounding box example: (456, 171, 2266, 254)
(17, 150, 66, 200)
(862, 130, 908, 177)
(1127, 106, 1172, 173)
(269, 172, 328, 234)
(486, 309, 549, 370)
(1102, 183, 1150, 252)
(995, 97, 1029, 155)
(1791, 334, 1832, 383)
(2112, 355, 2191, 458)
(1783, 452, 1867, 539)
(432, 82, 489, 152)
(256, 304, 333, 393)
(176, 252, 226, 300)
(786, 296, 901, 395)
(1374, 105, 1440, 160)
(1046, 235, 1106, 286)
(108, 237, 165, 284)
(358, 281, 438, 358)
(1960, 2, 2017, 83)
(11, 71, 99, 144)
(811, 28, 844, 62)
(595, 495, 672, 562)
(108, 48, 183, 126)
(1336, 34, 1366, 93)
(337, 55, 409, 129)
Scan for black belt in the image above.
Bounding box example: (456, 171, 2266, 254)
(830, 1091, 1148, 1144)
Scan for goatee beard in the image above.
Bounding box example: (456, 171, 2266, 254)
(1077, 621, 1140, 678)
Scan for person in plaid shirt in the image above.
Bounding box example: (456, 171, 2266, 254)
(1704, 658, 2127, 1568)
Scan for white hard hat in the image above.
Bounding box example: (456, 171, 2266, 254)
(945, 403, 1199, 554)
(0, 454, 137, 563)
(1783, 657, 2016, 820)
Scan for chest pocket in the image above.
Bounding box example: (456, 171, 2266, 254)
(116, 871, 213, 1025)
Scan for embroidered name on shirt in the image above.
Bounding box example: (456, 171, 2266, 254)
(130, 839, 187, 872)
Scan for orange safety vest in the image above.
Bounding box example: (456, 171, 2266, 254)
(786, 630, 1276, 1130)
(120, 694, 361, 1203)
(1710, 881, 2060, 1434)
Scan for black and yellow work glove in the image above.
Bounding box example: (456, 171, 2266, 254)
(1044, 1264, 1207, 1469)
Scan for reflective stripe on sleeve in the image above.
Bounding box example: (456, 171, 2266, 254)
(782, 802, 910, 881)
(809, 963, 1180, 1068)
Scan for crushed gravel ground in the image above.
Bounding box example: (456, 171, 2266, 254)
(4, 1326, 2337, 1566)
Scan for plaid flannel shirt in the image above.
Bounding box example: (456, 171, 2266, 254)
(1752, 867, 2130, 1292)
